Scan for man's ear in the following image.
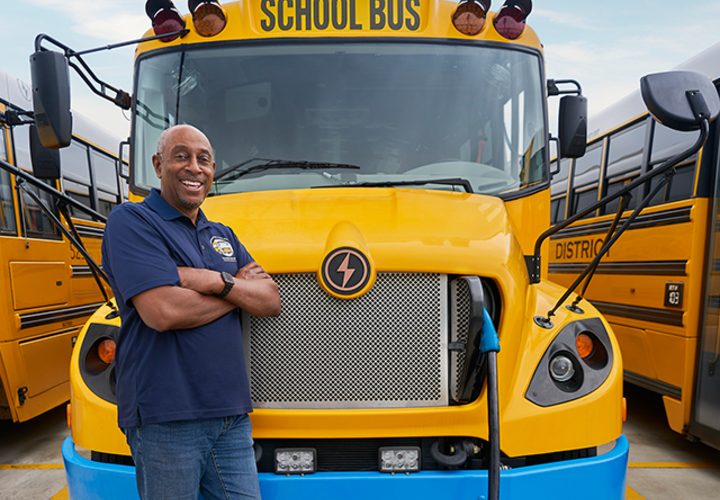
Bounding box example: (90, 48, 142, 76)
(152, 155, 162, 179)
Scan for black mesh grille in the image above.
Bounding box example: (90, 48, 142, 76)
(450, 278, 471, 401)
(247, 273, 449, 409)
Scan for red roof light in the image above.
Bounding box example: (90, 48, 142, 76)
(493, 0, 532, 40)
(145, 0, 187, 42)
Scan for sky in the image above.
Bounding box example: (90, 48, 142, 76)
(2, 0, 719, 141)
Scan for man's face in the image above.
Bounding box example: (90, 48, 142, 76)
(153, 126, 215, 219)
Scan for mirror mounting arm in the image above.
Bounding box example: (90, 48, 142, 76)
(35, 34, 134, 110)
(530, 118, 710, 287)
(547, 79, 583, 97)
(0, 109, 34, 127)
(544, 168, 673, 320)
(33, 29, 188, 111)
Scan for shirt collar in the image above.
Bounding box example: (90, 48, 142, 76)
(145, 188, 208, 226)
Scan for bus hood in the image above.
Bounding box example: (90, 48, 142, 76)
(202, 188, 528, 292)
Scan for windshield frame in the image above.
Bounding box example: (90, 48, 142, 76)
(129, 37, 550, 202)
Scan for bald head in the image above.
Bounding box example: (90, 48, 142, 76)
(156, 124, 212, 158)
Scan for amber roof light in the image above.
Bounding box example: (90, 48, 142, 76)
(189, 0, 227, 37)
(452, 0, 491, 36)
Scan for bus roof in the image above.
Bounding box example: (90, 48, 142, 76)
(588, 41, 720, 142)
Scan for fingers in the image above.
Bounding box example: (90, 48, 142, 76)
(236, 261, 271, 280)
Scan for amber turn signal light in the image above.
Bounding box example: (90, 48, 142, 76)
(576, 332, 595, 359)
(97, 339, 116, 365)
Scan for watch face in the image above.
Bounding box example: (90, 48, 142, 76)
(219, 271, 234, 298)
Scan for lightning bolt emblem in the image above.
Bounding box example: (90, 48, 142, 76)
(337, 253, 356, 288)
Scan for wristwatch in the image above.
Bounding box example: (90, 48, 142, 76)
(218, 271, 235, 298)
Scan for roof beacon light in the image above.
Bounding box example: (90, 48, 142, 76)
(494, 0, 532, 40)
(452, 0, 491, 36)
(189, 0, 227, 37)
(146, 0, 186, 42)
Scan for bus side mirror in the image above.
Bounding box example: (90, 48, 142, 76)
(558, 94, 587, 159)
(641, 70, 720, 132)
(30, 125, 61, 179)
(30, 50, 72, 148)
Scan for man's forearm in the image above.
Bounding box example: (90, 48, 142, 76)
(179, 264, 281, 318)
(224, 277, 281, 317)
(133, 285, 236, 332)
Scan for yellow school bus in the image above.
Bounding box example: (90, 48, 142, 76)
(0, 70, 124, 422)
(31, 1, 642, 498)
(548, 42, 720, 450)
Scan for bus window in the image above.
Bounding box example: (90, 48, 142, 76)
(19, 181, 60, 239)
(0, 168, 16, 234)
(12, 126, 32, 171)
(60, 141, 93, 219)
(651, 122, 700, 165)
(648, 123, 700, 205)
(0, 127, 13, 234)
(570, 143, 603, 218)
(62, 179, 93, 219)
(648, 161, 696, 205)
(90, 149, 120, 216)
(0, 127, 7, 161)
(550, 158, 571, 223)
(602, 121, 647, 214)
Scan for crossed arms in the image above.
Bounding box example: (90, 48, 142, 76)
(131, 262, 281, 332)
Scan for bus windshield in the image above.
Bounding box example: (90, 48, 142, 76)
(133, 42, 546, 196)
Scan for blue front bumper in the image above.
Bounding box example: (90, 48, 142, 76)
(63, 435, 629, 499)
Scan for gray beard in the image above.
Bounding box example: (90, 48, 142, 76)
(178, 194, 203, 210)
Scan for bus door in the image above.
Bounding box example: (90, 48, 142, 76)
(692, 104, 720, 450)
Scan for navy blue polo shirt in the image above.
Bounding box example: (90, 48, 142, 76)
(102, 189, 254, 428)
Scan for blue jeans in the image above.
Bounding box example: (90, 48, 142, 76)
(124, 414, 261, 500)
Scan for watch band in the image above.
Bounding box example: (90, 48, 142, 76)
(218, 271, 235, 298)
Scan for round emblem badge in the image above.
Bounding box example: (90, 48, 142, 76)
(211, 236, 234, 257)
(321, 247, 371, 296)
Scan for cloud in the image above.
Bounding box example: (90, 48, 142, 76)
(532, 8, 600, 32)
(27, 0, 148, 41)
(545, 21, 719, 119)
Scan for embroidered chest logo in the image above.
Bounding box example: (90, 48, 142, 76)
(211, 236, 234, 258)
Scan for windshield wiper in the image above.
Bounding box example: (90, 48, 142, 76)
(214, 158, 360, 183)
(313, 177, 474, 193)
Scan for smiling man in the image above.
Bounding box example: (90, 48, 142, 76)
(101, 124, 281, 500)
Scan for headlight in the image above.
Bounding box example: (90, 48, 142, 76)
(549, 354, 575, 382)
(526, 318, 613, 406)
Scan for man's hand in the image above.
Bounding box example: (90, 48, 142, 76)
(236, 261, 271, 280)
